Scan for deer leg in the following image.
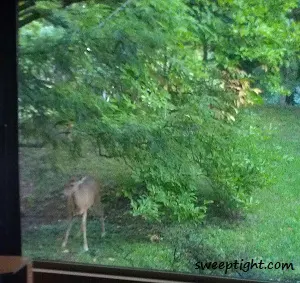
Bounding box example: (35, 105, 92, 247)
(100, 205, 106, 237)
(81, 221, 84, 232)
(62, 216, 74, 248)
(82, 210, 89, 251)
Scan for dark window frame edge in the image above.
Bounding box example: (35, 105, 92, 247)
(33, 260, 265, 283)
(0, 0, 21, 257)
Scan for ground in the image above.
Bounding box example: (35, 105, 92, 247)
(20, 105, 300, 282)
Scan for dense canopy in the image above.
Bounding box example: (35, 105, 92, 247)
(19, 0, 300, 221)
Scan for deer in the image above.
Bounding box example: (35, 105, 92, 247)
(61, 175, 106, 251)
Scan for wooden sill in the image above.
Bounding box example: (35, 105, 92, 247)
(0, 256, 32, 283)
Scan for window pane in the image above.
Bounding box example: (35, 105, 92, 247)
(19, 0, 300, 281)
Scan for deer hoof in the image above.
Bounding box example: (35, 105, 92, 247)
(62, 242, 67, 248)
(101, 232, 106, 238)
(84, 246, 89, 252)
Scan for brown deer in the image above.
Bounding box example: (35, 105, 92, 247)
(62, 175, 105, 251)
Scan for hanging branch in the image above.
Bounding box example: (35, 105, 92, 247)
(98, 0, 135, 29)
(19, 142, 46, 148)
(19, 12, 41, 28)
(19, 0, 136, 53)
(19, 0, 35, 12)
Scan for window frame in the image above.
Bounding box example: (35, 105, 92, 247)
(33, 260, 257, 283)
(0, 0, 21, 257)
(0, 1, 262, 282)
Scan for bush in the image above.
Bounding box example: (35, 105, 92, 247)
(201, 109, 273, 218)
(125, 103, 272, 222)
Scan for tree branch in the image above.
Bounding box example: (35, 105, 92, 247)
(98, 0, 134, 28)
(98, 152, 119, 158)
(19, 12, 41, 28)
(19, 0, 35, 13)
(19, 6, 37, 18)
(62, 0, 85, 8)
(122, 156, 134, 170)
(19, 142, 46, 148)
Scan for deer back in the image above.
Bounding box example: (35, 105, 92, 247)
(64, 176, 100, 215)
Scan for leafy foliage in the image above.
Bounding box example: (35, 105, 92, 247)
(18, 0, 299, 221)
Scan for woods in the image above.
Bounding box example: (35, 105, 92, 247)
(19, 0, 300, 281)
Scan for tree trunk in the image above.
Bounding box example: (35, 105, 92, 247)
(285, 93, 295, 105)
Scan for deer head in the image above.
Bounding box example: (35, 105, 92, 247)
(63, 177, 78, 197)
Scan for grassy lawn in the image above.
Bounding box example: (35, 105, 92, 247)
(22, 105, 300, 282)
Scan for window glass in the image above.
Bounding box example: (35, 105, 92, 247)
(19, 0, 300, 281)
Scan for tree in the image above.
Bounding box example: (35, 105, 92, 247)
(18, 0, 298, 221)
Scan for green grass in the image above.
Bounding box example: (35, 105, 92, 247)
(195, 106, 300, 281)
(22, 105, 300, 282)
